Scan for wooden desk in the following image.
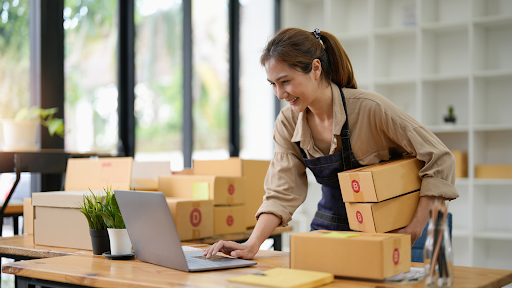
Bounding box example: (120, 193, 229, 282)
(0, 235, 89, 261)
(2, 251, 512, 288)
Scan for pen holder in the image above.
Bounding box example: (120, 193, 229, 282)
(424, 200, 453, 287)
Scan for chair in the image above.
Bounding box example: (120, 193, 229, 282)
(411, 213, 452, 262)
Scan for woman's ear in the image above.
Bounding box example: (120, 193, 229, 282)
(311, 59, 322, 80)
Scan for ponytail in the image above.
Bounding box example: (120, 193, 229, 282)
(261, 28, 357, 89)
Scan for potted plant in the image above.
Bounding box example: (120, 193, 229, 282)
(1, 105, 64, 151)
(444, 105, 456, 125)
(99, 188, 132, 256)
(76, 190, 110, 255)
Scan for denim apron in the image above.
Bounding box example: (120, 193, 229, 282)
(296, 88, 362, 231)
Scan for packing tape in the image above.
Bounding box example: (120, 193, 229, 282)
(192, 229, 201, 239)
(349, 174, 365, 202)
(226, 195, 234, 205)
(192, 201, 201, 208)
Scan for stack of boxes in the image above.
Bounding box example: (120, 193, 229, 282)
(338, 157, 423, 233)
(158, 158, 270, 239)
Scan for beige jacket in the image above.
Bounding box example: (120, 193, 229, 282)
(256, 83, 459, 226)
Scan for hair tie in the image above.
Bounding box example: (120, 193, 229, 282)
(312, 28, 324, 47)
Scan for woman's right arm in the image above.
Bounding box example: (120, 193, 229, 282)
(203, 213, 281, 259)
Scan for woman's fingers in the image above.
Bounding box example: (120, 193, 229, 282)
(203, 241, 255, 259)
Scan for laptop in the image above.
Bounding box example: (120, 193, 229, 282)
(114, 190, 257, 272)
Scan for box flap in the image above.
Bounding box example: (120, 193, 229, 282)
(32, 190, 105, 208)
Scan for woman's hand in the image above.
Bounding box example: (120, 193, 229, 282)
(389, 196, 443, 247)
(203, 240, 259, 260)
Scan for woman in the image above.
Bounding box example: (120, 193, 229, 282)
(204, 28, 458, 260)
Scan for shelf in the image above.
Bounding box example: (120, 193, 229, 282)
(473, 230, 512, 240)
(421, 21, 468, 33)
(426, 125, 469, 133)
(473, 14, 512, 28)
(374, 26, 416, 37)
(474, 179, 512, 186)
(473, 124, 512, 132)
(374, 77, 415, 86)
(422, 73, 468, 82)
(473, 69, 512, 79)
(336, 33, 367, 42)
(454, 178, 469, 185)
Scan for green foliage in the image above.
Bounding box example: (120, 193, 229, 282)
(98, 186, 126, 229)
(76, 190, 107, 230)
(13, 105, 65, 137)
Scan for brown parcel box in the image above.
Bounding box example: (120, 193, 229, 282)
(290, 230, 410, 280)
(450, 150, 468, 178)
(166, 198, 214, 241)
(193, 158, 270, 227)
(32, 190, 104, 250)
(338, 157, 423, 203)
(475, 165, 512, 179)
(23, 197, 34, 234)
(64, 157, 133, 191)
(345, 191, 420, 233)
(159, 175, 244, 206)
(214, 205, 246, 235)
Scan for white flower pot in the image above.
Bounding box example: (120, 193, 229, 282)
(1, 119, 40, 151)
(107, 228, 132, 255)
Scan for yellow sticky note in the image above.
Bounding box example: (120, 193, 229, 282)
(322, 232, 360, 238)
(192, 182, 209, 200)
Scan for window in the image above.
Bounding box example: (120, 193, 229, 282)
(133, 0, 184, 171)
(239, 0, 275, 160)
(64, 0, 118, 153)
(192, 0, 229, 161)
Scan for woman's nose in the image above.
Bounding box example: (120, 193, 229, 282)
(275, 87, 287, 100)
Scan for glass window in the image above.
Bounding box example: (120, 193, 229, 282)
(134, 0, 184, 171)
(239, 0, 275, 160)
(0, 0, 30, 125)
(64, 0, 118, 154)
(191, 0, 229, 161)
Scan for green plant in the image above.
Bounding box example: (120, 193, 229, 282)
(76, 190, 107, 230)
(99, 187, 126, 229)
(14, 105, 64, 137)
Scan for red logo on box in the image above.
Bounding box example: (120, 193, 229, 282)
(228, 184, 235, 195)
(102, 162, 112, 167)
(351, 180, 360, 193)
(393, 248, 400, 265)
(190, 208, 202, 227)
(226, 215, 234, 227)
(356, 211, 363, 224)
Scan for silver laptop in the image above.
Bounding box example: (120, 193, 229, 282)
(114, 190, 257, 272)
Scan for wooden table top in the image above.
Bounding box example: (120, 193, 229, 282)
(0, 234, 90, 258)
(2, 250, 512, 288)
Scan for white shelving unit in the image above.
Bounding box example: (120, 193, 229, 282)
(282, 0, 512, 270)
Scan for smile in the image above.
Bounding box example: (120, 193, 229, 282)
(287, 97, 299, 104)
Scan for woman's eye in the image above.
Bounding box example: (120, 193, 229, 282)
(281, 80, 289, 84)
(269, 82, 276, 86)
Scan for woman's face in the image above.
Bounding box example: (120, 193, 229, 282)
(265, 58, 321, 114)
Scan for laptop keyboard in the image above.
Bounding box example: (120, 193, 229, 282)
(185, 255, 234, 269)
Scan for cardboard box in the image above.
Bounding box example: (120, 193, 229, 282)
(451, 150, 468, 178)
(290, 230, 411, 280)
(131, 161, 171, 191)
(159, 175, 245, 206)
(214, 205, 246, 235)
(338, 157, 423, 203)
(345, 191, 420, 233)
(475, 165, 512, 179)
(23, 197, 34, 234)
(32, 190, 104, 250)
(193, 158, 270, 227)
(65, 157, 133, 191)
(166, 198, 214, 241)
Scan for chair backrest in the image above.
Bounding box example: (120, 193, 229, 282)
(411, 212, 452, 263)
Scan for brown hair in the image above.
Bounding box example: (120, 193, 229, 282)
(260, 28, 357, 89)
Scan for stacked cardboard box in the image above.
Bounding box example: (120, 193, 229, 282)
(338, 157, 422, 233)
(193, 158, 270, 228)
(131, 161, 171, 191)
(166, 198, 214, 241)
(159, 165, 247, 235)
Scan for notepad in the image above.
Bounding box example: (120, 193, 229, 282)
(227, 268, 334, 288)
